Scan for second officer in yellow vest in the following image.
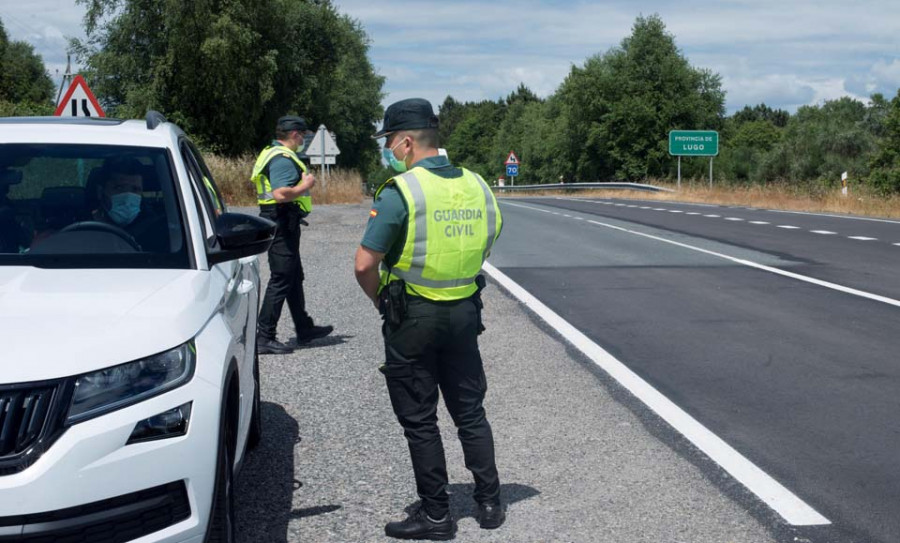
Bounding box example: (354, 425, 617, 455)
(254, 115, 333, 355)
(355, 99, 504, 540)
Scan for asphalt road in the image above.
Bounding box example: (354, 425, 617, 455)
(230, 204, 778, 543)
(489, 196, 900, 543)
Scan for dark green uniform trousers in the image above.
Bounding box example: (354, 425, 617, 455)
(380, 295, 501, 519)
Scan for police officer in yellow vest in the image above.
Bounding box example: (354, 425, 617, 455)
(254, 115, 333, 355)
(355, 99, 504, 540)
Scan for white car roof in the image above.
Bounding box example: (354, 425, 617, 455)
(0, 117, 183, 148)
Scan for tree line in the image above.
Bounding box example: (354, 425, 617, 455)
(434, 15, 900, 195)
(2, 10, 899, 194)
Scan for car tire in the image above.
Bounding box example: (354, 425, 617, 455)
(206, 404, 236, 543)
(247, 352, 262, 450)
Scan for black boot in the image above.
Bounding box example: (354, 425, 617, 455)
(291, 324, 334, 346)
(477, 501, 505, 529)
(257, 335, 293, 355)
(384, 506, 455, 541)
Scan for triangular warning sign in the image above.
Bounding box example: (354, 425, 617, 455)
(54, 75, 105, 117)
(504, 151, 519, 165)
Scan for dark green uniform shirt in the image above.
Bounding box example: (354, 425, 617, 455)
(361, 155, 462, 268)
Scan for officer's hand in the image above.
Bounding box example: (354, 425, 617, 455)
(302, 172, 316, 188)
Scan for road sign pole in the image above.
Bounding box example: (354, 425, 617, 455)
(677, 157, 681, 190)
(320, 125, 327, 191)
(709, 158, 713, 189)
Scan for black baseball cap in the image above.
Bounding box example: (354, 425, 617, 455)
(277, 115, 307, 132)
(372, 98, 439, 138)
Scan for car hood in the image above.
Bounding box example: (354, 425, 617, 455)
(0, 266, 222, 383)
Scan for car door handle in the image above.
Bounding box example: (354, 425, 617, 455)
(237, 280, 254, 295)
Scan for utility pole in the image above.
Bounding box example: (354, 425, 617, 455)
(56, 54, 73, 107)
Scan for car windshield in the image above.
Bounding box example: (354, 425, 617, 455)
(0, 143, 190, 269)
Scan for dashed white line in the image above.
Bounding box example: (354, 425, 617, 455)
(669, 210, 684, 213)
(686, 212, 701, 215)
(704, 214, 720, 218)
(811, 230, 837, 235)
(777, 225, 801, 229)
(725, 217, 744, 221)
(652, 208, 667, 211)
(848, 236, 878, 241)
(749, 221, 770, 225)
(483, 261, 831, 527)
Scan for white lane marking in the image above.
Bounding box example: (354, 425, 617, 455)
(704, 214, 721, 218)
(725, 217, 744, 221)
(482, 262, 830, 526)
(749, 221, 770, 225)
(653, 208, 667, 211)
(811, 230, 836, 235)
(563, 214, 573, 218)
(669, 210, 684, 213)
(640, 206, 652, 209)
(848, 236, 877, 241)
(768, 208, 900, 225)
(894, 243, 900, 246)
(777, 225, 801, 229)
(503, 202, 900, 309)
(686, 212, 701, 215)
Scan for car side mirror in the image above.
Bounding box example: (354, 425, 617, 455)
(207, 212, 276, 265)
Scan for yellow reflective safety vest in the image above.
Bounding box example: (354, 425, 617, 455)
(250, 144, 312, 213)
(376, 167, 502, 301)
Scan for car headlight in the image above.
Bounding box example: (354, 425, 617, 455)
(66, 342, 195, 424)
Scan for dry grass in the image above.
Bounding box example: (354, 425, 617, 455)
(501, 179, 900, 220)
(205, 154, 365, 207)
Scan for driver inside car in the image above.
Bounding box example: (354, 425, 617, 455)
(93, 157, 166, 252)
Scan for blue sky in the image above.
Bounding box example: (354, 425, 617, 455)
(3, 1, 900, 114)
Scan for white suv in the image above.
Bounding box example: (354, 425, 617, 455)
(0, 112, 274, 542)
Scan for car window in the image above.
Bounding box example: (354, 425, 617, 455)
(0, 144, 190, 269)
(186, 140, 226, 216)
(179, 141, 226, 246)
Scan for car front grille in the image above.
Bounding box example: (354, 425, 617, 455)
(0, 381, 68, 476)
(0, 481, 191, 542)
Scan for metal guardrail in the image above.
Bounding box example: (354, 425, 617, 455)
(493, 182, 673, 193)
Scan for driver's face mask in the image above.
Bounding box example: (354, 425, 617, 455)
(108, 192, 142, 225)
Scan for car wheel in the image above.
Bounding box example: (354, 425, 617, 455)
(248, 352, 262, 450)
(206, 406, 235, 542)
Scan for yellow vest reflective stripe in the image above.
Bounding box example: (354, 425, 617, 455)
(250, 145, 312, 212)
(380, 167, 502, 301)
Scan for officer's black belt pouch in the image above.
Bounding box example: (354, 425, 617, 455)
(379, 280, 408, 326)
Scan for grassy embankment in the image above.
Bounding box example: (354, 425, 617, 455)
(205, 154, 367, 208)
(207, 155, 900, 220)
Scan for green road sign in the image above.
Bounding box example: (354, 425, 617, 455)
(669, 130, 719, 156)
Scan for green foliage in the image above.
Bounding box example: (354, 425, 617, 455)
(443, 100, 506, 176)
(731, 104, 790, 128)
(0, 18, 55, 106)
(439, 14, 726, 184)
(868, 89, 900, 194)
(558, 15, 725, 181)
(760, 97, 877, 184)
(71, 0, 384, 170)
(435, 13, 900, 194)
